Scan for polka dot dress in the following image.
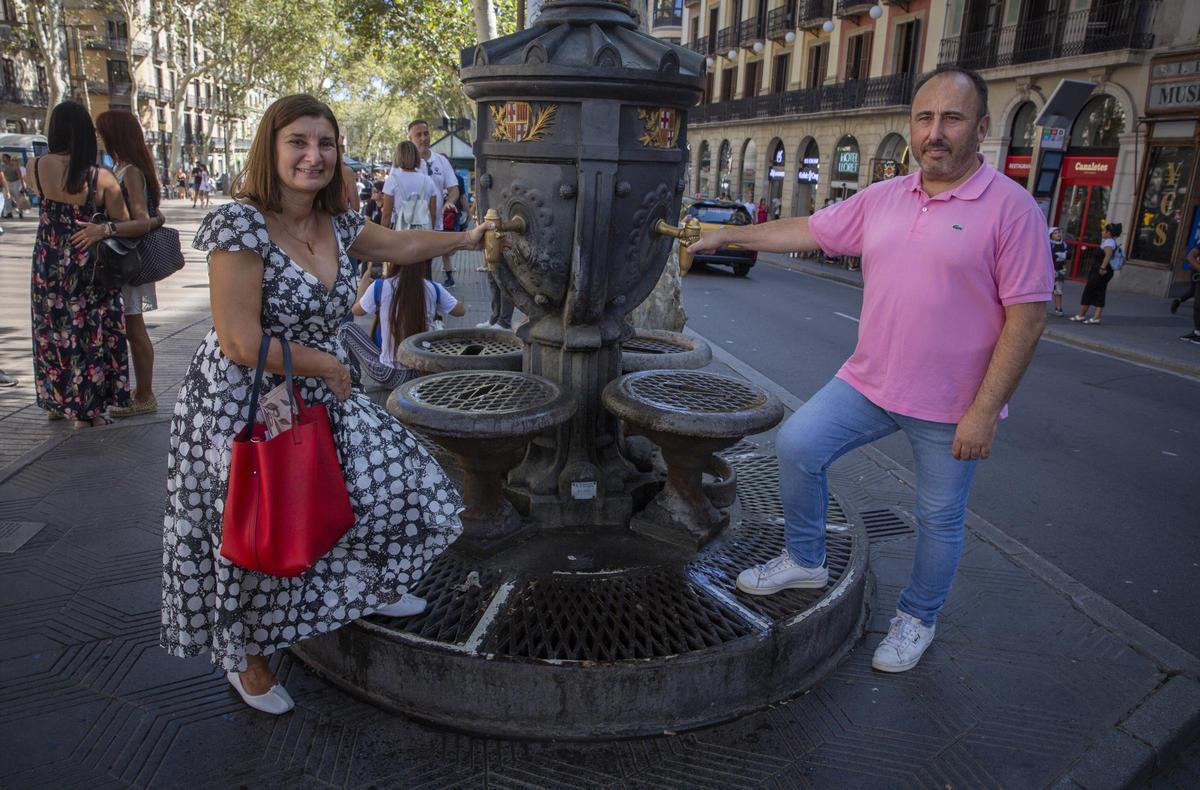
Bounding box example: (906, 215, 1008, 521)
(160, 202, 462, 672)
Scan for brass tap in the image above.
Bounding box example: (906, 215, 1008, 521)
(483, 208, 527, 271)
(653, 217, 702, 275)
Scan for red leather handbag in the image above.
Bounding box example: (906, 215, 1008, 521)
(220, 334, 355, 577)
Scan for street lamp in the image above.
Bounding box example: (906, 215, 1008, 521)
(822, 20, 835, 33)
(784, 31, 796, 44)
(752, 41, 764, 54)
(869, 4, 884, 19)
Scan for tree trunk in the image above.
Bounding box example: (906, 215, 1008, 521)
(472, 0, 498, 42)
(18, 0, 68, 130)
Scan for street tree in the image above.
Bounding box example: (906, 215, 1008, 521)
(8, 0, 71, 129)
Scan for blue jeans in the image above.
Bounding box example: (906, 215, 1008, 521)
(777, 377, 979, 626)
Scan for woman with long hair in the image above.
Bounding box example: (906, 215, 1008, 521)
(163, 94, 491, 714)
(340, 257, 465, 389)
(94, 109, 164, 417)
(28, 102, 158, 428)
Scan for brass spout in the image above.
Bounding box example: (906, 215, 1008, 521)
(483, 208, 527, 271)
(653, 217, 702, 276)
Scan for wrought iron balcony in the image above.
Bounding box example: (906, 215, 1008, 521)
(86, 80, 110, 95)
(939, 1, 1157, 70)
(738, 16, 765, 47)
(691, 71, 913, 124)
(715, 25, 736, 52)
(767, 7, 795, 41)
(159, 88, 174, 103)
(86, 36, 150, 58)
(797, 0, 833, 30)
(836, 0, 875, 18)
(652, 11, 683, 28)
(0, 86, 49, 107)
(687, 38, 711, 56)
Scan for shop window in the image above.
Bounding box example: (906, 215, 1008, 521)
(1009, 101, 1037, 154)
(1132, 146, 1197, 264)
(717, 139, 732, 197)
(793, 138, 820, 217)
(1070, 94, 1125, 152)
(739, 139, 757, 202)
(697, 140, 712, 197)
(872, 133, 909, 181)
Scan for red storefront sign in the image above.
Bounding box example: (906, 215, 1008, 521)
(1004, 155, 1031, 180)
(1061, 156, 1117, 185)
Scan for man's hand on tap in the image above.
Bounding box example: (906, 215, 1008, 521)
(687, 227, 728, 255)
(461, 220, 495, 251)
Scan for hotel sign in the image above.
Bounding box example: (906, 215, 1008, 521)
(1147, 52, 1200, 115)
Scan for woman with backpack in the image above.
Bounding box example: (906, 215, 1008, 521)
(380, 141, 436, 235)
(339, 260, 464, 389)
(1070, 222, 1123, 325)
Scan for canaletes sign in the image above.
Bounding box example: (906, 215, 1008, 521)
(1147, 52, 1200, 115)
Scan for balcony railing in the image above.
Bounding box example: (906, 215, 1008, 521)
(739, 16, 765, 46)
(939, 1, 1157, 71)
(652, 11, 683, 28)
(159, 88, 174, 103)
(715, 25, 736, 52)
(86, 80, 110, 95)
(0, 86, 49, 107)
(691, 72, 913, 123)
(767, 8, 794, 40)
(836, 0, 875, 17)
(797, 0, 833, 29)
(86, 36, 150, 57)
(688, 39, 711, 56)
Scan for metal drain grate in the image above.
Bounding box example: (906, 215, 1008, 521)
(628, 371, 768, 414)
(0, 521, 46, 553)
(719, 439, 761, 458)
(731, 455, 844, 524)
(622, 336, 689, 354)
(376, 553, 504, 643)
(484, 572, 756, 660)
(422, 335, 521, 356)
(409, 371, 556, 414)
(859, 508, 915, 543)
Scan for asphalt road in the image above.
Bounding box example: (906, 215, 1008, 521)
(682, 258, 1200, 657)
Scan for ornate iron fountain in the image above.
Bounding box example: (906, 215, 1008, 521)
(291, 0, 868, 738)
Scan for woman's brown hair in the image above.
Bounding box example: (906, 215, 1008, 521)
(393, 140, 419, 171)
(385, 261, 431, 357)
(232, 94, 347, 214)
(95, 110, 162, 209)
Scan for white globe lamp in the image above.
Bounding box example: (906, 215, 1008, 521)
(784, 31, 796, 43)
(822, 20, 835, 33)
(869, 4, 884, 19)
(752, 41, 764, 54)
(727, 49, 738, 60)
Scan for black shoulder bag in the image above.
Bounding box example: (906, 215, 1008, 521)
(87, 168, 141, 290)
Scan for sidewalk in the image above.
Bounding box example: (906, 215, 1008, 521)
(760, 252, 1200, 380)
(1, 207, 1198, 787)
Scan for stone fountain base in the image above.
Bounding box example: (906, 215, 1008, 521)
(290, 446, 869, 739)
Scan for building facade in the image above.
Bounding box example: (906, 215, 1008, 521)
(1, 1, 271, 178)
(684, 0, 1200, 297)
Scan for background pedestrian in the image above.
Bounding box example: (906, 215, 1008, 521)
(1050, 227, 1069, 316)
(1070, 222, 1122, 325)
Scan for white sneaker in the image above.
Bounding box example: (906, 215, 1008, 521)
(226, 671, 295, 715)
(376, 593, 427, 617)
(475, 320, 497, 329)
(736, 551, 828, 595)
(871, 610, 935, 673)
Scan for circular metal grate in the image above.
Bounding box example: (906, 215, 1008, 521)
(627, 370, 768, 414)
(622, 336, 690, 355)
(409, 371, 557, 414)
(422, 335, 522, 356)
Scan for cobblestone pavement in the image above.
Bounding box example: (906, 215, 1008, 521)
(1, 203, 1198, 787)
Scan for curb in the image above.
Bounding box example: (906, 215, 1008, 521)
(1051, 676, 1200, 789)
(756, 253, 1200, 381)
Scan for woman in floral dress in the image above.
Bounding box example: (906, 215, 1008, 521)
(161, 95, 492, 715)
(29, 102, 163, 428)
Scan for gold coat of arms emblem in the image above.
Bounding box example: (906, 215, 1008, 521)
(491, 101, 556, 143)
(638, 107, 680, 149)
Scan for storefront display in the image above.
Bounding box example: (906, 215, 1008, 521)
(1132, 146, 1196, 264)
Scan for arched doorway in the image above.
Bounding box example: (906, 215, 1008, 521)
(1003, 101, 1037, 183)
(738, 139, 758, 203)
(767, 139, 785, 219)
(1054, 94, 1125, 279)
(831, 135, 860, 202)
(716, 139, 732, 198)
(697, 141, 712, 197)
(791, 138, 819, 217)
(872, 133, 909, 182)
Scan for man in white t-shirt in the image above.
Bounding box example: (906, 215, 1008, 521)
(408, 119, 461, 286)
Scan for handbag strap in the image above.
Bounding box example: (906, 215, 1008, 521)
(241, 334, 298, 440)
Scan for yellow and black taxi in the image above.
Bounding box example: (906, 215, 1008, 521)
(683, 199, 757, 277)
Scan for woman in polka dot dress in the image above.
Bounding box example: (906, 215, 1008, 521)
(161, 95, 493, 715)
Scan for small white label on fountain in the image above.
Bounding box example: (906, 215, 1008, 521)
(571, 482, 597, 500)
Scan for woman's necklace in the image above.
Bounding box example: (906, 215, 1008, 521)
(272, 212, 315, 255)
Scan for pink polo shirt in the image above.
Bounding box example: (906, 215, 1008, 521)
(808, 156, 1052, 423)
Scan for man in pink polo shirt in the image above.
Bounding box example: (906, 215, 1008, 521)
(689, 66, 1051, 673)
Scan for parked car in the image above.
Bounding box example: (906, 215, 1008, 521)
(684, 199, 757, 277)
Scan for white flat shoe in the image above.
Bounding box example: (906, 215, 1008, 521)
(376, 593, 427, 617)
(226, 671, 295, 715)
